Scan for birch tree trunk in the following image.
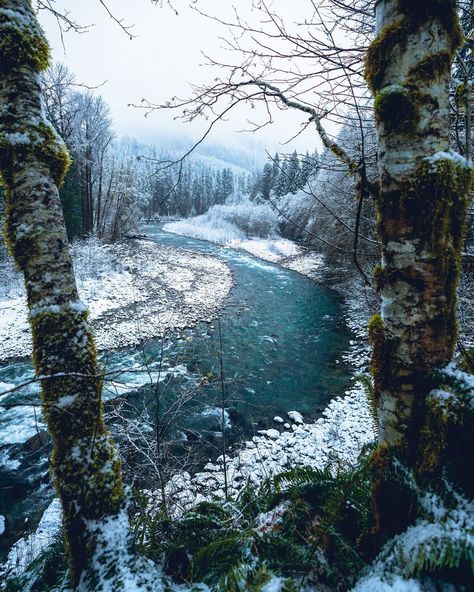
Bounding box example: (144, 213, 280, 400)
(0, 0, 124, 584)
(366, 0, 474, 543)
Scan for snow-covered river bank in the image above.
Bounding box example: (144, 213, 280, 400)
(0, 224, 361, 568)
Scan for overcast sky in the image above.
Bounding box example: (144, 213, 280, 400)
(38, 0, 327, 157)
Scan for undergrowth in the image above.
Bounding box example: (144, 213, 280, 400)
(4, 442, 473, 591)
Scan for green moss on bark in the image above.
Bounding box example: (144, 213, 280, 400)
(0, 123, 71, 187)
(374, 85, 418, 132)
(413, 157, 473, 261)
(365, 444, 417, 554)
(407, 51, 451, 84)
(368, 313, 398, 401)
(31, 307, 124, 581)
(0, 10, 50, 72)
(365, 17, 406, 94)
(365, 0, 462, 94)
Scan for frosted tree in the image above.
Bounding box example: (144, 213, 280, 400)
(0, 0, 126, 586)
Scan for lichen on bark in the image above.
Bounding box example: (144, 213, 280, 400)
(0, 0, 125, 585)
(365, 0, 474, 547)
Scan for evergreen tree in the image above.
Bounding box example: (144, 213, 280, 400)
(299, 150, 316, 187)
(286, 150, 301, 194)
(274, 156, 289, 197)
(260, 163, 274, 200)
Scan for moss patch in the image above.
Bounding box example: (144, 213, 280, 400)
(407, 51, 451, 84)
(374, 85, 418, 132)
(366, 0, 462, 94)
(0, 123, 71, 188)
(0, 10, 50, 72)
(368, 313, 399, 401)
(365, 16, 406, 94)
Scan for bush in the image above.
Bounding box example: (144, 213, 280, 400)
(164, 200, 279, 244)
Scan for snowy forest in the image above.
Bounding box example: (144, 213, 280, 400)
(0, 1, 473, 591)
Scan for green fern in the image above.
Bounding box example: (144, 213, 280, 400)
(355, 373, 379, 438)
(216, 563, 297, 592)
(192, 532, 251, 583)
(4, 534, 70, 592)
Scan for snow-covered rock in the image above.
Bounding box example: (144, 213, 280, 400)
(146, 384, 374, 518)
(287, 411, 304, 424)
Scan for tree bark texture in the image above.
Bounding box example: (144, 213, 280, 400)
(366, 0, 474, 541)
(0, 0, 124, 585)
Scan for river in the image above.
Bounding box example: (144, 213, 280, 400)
(0, 224, 352, 559)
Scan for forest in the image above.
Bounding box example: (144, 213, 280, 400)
(0, 0, 473, 591)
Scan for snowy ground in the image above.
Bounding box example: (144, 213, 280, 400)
(146, 382, 374, 516)
(0, 239, 233, 363)
(0, 227, 374, 584)
(165, 222, 326, 281)
(1, 382, 374, 581)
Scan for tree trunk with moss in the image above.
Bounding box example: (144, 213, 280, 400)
(0, 0, 124, 585)
(365, 0, 474, 544)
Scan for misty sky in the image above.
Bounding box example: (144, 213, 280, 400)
(38, 0, 328, 157)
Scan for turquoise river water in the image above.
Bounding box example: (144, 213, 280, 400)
(0, 225, 352, 558)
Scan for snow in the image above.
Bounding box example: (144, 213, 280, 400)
(0, 239, 232, 363)
(3, 131, 30, 145)
(55, 394, 78, 409)
(351, 575, 422, 592)
(426, 149, 472, 167)
(69, 299, 89, 313)
(78, 508, 164, 592)
(352, 488, 474, 591)
(260, 576, 289, 591)
(0, 515, 5, 536)
(1, 498, 62, 580)
(145, 383, 374, 517)
(287, 410, 304, 424)
(254, 501, 291, 536)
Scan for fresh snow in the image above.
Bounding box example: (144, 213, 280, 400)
(1, 382, 373, 583)
(0, 239, 232, 363)
(1, 498, 62, 579)
(145, 383, 374, 516)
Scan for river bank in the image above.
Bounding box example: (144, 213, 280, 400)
(0, 238, 233, 363)
(1, 225, 360, 581)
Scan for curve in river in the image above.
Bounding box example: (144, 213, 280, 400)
(0, 224, 352, 558)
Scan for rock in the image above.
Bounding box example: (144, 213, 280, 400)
(265, 429, 280, 440)
(287, 411, 304, 424)
(284, 423, 291, 429)
(273, 416, 284, 424)
(203, 463, 220, 472)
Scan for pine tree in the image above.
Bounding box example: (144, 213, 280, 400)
(299, 150, 316, 187)
(274, 157, 289, 197)
(260, 163, 274, 200)
(286, 150, 301, 194)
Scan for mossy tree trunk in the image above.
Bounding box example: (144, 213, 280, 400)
(0, 0, 124, 585)
(366, 0, 474, 544)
